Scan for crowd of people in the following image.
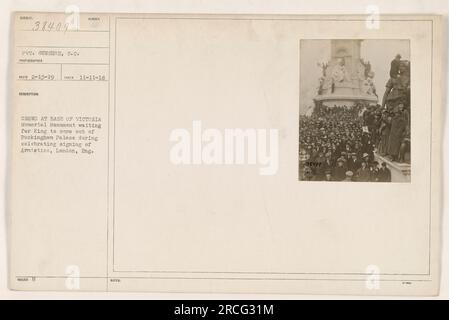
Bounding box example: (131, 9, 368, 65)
(299, 103, 409, 182)
(299, 53, 411, 182)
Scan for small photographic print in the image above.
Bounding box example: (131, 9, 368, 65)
(299, 39, 411, 182)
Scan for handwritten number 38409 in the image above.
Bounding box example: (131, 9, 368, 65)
(32, 21, 69, 32)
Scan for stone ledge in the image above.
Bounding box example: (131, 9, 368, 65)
(314, 94, 378, 102)
(375, 153, 411, 182)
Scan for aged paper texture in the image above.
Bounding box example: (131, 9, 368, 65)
(8, 13, 443, 295)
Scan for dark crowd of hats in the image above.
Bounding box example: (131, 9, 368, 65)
(299, 104, 397, 182)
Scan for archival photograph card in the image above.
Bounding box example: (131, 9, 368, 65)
(8, 13, 443, 295)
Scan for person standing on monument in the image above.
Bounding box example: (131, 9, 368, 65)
(398, 103, 410, 128)
(390, 54, 401, 78)
(387, 109, 408, 161)
(377, 111, 392, 156)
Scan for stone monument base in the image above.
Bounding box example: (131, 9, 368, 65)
(375, 153, 411, 182)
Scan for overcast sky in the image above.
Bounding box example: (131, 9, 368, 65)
(299, 39, 410, 114)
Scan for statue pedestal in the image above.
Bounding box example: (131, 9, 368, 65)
(314, 39, 378, 107)
(374, 153, 411, 182)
